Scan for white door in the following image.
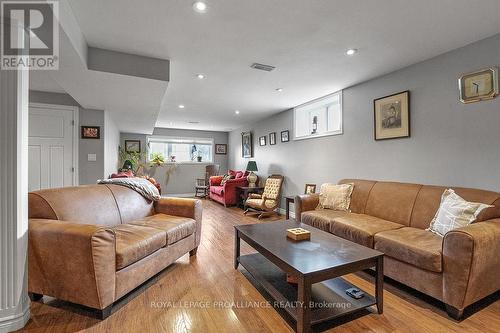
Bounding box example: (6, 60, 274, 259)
(28, 104, 77, 191)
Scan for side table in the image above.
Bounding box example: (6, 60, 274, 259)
(285, 195, 295, 219)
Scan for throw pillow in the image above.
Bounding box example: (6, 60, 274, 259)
(426, 189, 493, 237)
(220, 174, 234, 186)
(317, 183, 354, 211)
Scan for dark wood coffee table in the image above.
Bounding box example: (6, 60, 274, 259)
(234, 220, 384, 333)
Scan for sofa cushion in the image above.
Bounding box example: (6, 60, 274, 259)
(364, 182, 422, 226)
(374, 227, 443, 272)
(301, 210, 349, 232)
(113, 224, 166, 270)
(246, 198, 277, 209)
(130, 213, 196, 245)
(210, 186, 224, 196)
(330, 214, 403, 248)
(317, 183, 354, 211)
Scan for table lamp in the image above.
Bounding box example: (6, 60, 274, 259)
(246, 161, 258, 187)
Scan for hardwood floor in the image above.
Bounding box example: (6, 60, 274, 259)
(19, 199, 500, 333)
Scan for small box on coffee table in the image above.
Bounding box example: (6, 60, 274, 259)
(286, 228, 311, 241)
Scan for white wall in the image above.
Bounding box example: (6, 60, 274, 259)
(121, 128, 229, 195)
(229, 33, 500, 209)
(104, 111, 120, 178)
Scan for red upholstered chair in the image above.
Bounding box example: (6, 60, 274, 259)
(209, 170, 249, 207)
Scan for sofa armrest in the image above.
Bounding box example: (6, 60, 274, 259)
(294, 194, 320, 222)
(28, 219, 116, 310)
(209, 175, 223, 186)
(154, 197, 203, 245)
(442, 219, 500, 311)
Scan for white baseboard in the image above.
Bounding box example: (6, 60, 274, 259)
(0, 304, 30, 333)
(278, 208, 295, 219)
(163, 193, 196, 198)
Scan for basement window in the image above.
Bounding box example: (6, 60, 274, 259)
(293, 91, 343, 140)
(147, 136, 214, 163)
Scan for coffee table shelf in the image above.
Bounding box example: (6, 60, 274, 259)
(239, 253, 376, 325)
(234, 220, 383, 333)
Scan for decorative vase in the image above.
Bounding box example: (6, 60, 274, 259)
(247, 172, 257, 187)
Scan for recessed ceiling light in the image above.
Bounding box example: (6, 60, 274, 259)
(276, 88, 283, 92)
(235, 110, 240, 115)
(192, 1, 207, 13)
(346, 48, 358, 56)
(196, 73, 205, 79)
(178, 104, 185, 109)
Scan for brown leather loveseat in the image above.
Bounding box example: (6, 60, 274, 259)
(295, 179, 500, 320)
(28, 184, 202, 318)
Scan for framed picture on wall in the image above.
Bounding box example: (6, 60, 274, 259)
(241, 132, 253, 158)
(374, 90, 410, 140)
(304, 184, 316, 194)
(215, 144, 227, 155)
(125, 140, 141, 153)
(259, 136, 267, 146)
(281, 130, 290, 142)
(81, 126, 100, 139)
(269, 132, 276, 145)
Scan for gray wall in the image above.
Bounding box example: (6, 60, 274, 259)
(121, 127, 229, 195)
(78, 109, 105, 184)
(228, 34, 500, 210)
(29, 91, 106, 185)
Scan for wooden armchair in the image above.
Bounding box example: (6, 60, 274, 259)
(195, 164, 220, 197)
(244, 174, 284, 219)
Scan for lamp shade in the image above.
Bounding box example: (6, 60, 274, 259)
(246, 161, 258, 172)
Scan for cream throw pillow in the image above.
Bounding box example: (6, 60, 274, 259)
(317, 183, 354, 211)
(427, 189, 493, 237)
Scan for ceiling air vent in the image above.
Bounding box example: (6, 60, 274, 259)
(250, 63, 275, 72)
(188, 121, 200, 124)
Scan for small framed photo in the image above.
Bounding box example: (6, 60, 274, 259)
(215, 144, 227, 155)
(81, 126, 100, 139)
(374, 90, 410, 141)
(281, 130, 290, 142)
(125, 140, 141, 153)
(269, 132, 276, 145)
(259, 136, 267, 146)
(459, 67, 499, 103)
(304, 184, 316, 194)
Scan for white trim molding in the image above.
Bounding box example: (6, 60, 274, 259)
(0, 31, 30, 332)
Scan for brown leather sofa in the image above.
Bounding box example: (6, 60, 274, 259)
(28, 184, 202, 318)
(295, 179, 500, 320)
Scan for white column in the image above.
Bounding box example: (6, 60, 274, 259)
(0, 18, 30, 333)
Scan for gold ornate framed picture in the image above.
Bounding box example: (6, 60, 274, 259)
(458, 67, 499, 104)
(374, 90, 410, 141)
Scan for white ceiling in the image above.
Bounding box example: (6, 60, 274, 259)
(35, 0, 500, 132)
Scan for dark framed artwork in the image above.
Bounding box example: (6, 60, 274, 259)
(81, 126, 100, 139)
(259, 136, 267, 146)
(281, 130, 290, 142)
(241, 132, 253, 158)
(215, 144, 227, 155)
(269, 132, 276, 145)
(374, 90, 410, 141)
(304, 184, 316, 194)
(125, 140, 141, 153)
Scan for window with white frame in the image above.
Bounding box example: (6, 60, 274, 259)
(147, 136, 214, 163)
(293, 91, 342, 140)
